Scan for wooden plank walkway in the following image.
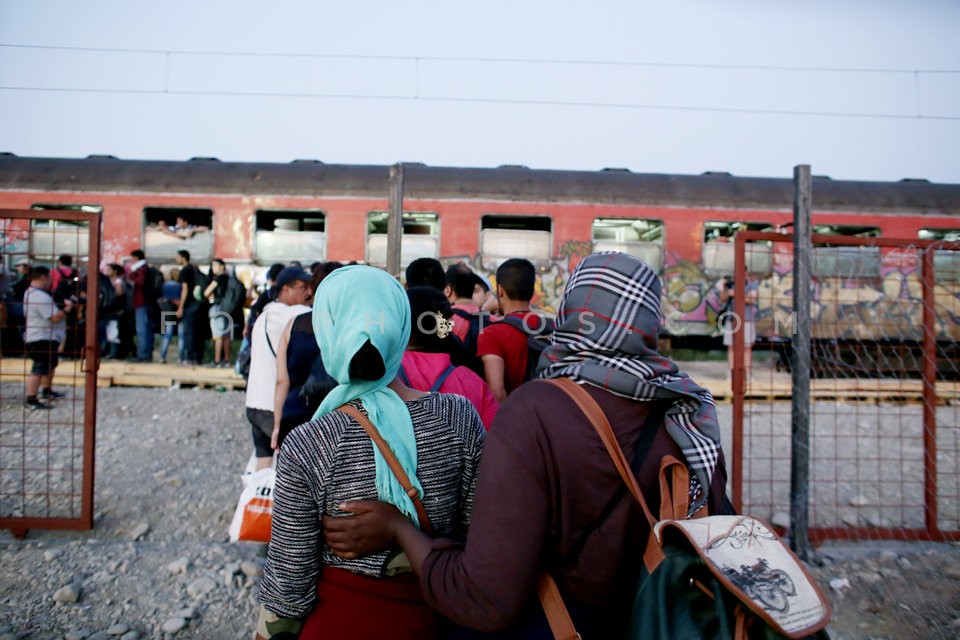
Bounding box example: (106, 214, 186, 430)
(0, 357, 245, 391)
(1, 357, 957, 401)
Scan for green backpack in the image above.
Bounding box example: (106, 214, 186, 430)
(538, 378, 832, 640)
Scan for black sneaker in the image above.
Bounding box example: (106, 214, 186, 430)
(25, 399, 50, 410)
(41, 389, 66, 399)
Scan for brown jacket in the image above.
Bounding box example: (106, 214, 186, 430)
(420, 379, 728, 637)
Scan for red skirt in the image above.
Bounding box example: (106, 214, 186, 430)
(300, 566, 442, 640)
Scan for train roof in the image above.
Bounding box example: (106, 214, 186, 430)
(1, 153, 958, 214)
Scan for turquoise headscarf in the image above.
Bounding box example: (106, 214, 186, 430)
(311, 265, 423, 526)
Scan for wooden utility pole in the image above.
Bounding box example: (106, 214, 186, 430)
(387, 163, 404, 278)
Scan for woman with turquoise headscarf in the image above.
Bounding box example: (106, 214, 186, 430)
(256, 265, 486, 640)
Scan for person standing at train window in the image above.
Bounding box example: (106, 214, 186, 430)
(245, 267, 312, 471)
(127, 249, 154, 363)
(244, 262, 285, 340)
(718, 275, 759, 378)
(405, 257, 446, 291)
(271, 262, 343, 452)
(23, 266, 72, 409)
(174, 250, 201, 366)
(203, 258, 232, 368)
(157, 268, 181, 364)
(401, 286, 499, 429)
(50, 254, 80, 356)
(477, 258, 539, 404)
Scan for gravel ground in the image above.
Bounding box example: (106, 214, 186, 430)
(0, 385, 959, 639)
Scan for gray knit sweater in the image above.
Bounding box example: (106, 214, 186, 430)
(259, 393, 486, 620)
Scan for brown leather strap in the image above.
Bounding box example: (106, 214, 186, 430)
(546, 378, 668, 574)
(658, 455, 690, 521)
(537, 574, 580, 640)
(337, 403, 434, 536)
(544, 378, 657, 528)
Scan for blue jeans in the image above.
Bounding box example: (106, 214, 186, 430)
(135, 306, 154, 361)
(159, 318, 178, 361)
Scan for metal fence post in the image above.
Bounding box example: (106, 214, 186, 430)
(791, 165, 813, 560)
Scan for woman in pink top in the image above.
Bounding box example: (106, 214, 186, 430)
(401, 287, 499, 429)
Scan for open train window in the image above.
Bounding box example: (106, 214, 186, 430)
(255, 210, 327, 265)
(812, 224, 881, 278)
(592, 218, 664, 270)
(479, 215, 552, 271)
(919, 228, 960, 282)
(29, 204, 99, 261)
(143, 207, 214, 262)
(702, 221, 774, 275)
(366, 211, 439, 269)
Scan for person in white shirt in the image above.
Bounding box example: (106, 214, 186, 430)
(244, 267, 312, 470)
(23, 266, 72, 410)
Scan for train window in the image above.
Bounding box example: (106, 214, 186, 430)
(702, 221, 774, 275)
(143, 207, 214, 262)
(919, 228, 960, 282)
(812, 224, 882, 278)
(479, 215, 552, 270)
(592, 218, 664, 270)
(366, 211, 440, 269)
(29, 204, 99, 261)
(255, 210, 327, 265)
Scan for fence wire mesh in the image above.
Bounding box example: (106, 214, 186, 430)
(0, 209, 98, 533)
(731, 233, 960, 542)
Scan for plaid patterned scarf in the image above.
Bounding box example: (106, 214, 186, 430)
(538, 252, 722, 514)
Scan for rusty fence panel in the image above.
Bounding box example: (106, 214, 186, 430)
(0, 208, 101, 535)
(731, 231, 960, 544)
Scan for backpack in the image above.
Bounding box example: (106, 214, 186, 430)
(192, 267, 211, 302)
(141, 266, 164, 304)
(96, 272, 117, 315)
(450, 308, 486, 376)
(219, 275, 246, 315)
(539, 378, 832, 640)
(52, 266, 79, 304)
(396, 363, 457, 393)
(496, 313, 555, 381)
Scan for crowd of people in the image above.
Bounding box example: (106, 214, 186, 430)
(3, 247, 732, 638)
(241, 252, 728, 640)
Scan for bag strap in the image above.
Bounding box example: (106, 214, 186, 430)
(336, 403, 434, 536)
(537, 573, 581, 640)
(263, 310, 277, 358)
(429, 364, 457, 392)
(537, 377, 693, 640)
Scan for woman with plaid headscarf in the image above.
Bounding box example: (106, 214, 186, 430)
(323, 252, 729, 638)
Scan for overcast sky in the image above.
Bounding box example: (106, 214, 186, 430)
(1, 0, 958, 183)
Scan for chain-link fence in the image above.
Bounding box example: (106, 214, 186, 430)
(730, 231, 960, 545)
(0, 208, 101, 535)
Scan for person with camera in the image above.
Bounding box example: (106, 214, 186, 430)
(718, 275, 759, 378)
(23, 266, 72, 409)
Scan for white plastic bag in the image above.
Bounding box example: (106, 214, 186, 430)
(228, 462, 275, 543)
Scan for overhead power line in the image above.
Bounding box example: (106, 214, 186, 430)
(1, 43, 958, 121)
(2, 42, 958, 74)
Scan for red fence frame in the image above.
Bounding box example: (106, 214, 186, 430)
(0, 208, 101, 535)
(732, 230, 960, 543)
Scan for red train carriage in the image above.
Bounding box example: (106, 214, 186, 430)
(1, 154, 958, 347)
